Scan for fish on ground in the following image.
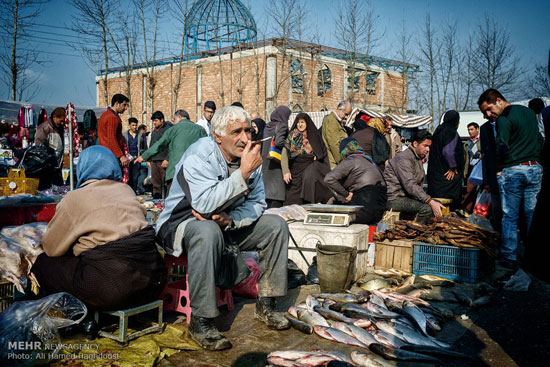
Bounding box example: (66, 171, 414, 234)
(351, 350, 398, 367)
(286, 316, 314, 334)
(297, 308, 330, 327)
(313, 326, 368, 349)
(369, 343, 441, 364)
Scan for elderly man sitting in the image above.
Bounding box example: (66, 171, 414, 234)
(155, 106, 290, 351)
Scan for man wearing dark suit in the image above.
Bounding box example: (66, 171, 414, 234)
(479, 118, 502, 232)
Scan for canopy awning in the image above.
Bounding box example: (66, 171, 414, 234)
(288, 108, 432, 129)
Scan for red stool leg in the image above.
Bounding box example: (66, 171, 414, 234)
(160, 255, 234, 323)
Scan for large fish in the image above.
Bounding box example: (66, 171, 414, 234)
(297, 309, 330, 327)
(371, 330, 407, 348)
(401, 300, 429, 336)
(306, 294, 321, 310)
(297, 354, 343, 366)
(358, 278, 395, 291)
(267, 356, 309, 367)
(286, 316, 314, 334)
(316, 293, 368, 303)
(327, 320, 354, 336)
(363, 302, 402, 318)
(311, 350, 353, 364)
(369, 343, 441, 363)
(346, 323, 379, 347)
(314, 306, 354, 323)
(313, 326, 368, 348)
(351, 350, 397, 367)
(331, 302, 392, 320)
(268, 351, 315, 360)
(375, 320, 442, 348)
(393, 274, 416, 292)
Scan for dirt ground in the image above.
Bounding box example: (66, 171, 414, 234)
(157, 269, 550, 367)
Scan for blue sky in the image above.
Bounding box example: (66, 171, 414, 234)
(2, 0, 548, 106)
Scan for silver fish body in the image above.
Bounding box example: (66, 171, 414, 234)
(313, 326, 368, 348)
(297, 309, 330, 327)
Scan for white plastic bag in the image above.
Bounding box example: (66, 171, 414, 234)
(0, 292, 87, 363)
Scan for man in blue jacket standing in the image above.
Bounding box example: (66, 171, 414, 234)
(155, 106, 290, 351)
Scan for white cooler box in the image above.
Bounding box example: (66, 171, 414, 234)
(288, 222, 375, 281)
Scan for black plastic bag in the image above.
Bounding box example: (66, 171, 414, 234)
(288, 259, 307, 289)
(307, 256, 319, 284)
(215, 233, 251, 290)
(17, 144, 57, 176)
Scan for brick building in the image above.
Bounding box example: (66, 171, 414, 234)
(96, 38, 417, 129)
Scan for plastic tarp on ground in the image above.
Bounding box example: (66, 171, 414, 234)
(289, 108, 432, 129)
(0, 100, 106, 124)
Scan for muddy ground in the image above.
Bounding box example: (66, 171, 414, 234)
(158, 269, 550, 367)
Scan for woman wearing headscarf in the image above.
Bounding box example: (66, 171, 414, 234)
(427, 110, 465, 208)
(251, 118, 266, 142)
(351, 113, 390, 170)
(31, 146, 167, 311)
(261, 106, 291, 208)
(281, 113, 331, 205)
(324, 137, 387, 224)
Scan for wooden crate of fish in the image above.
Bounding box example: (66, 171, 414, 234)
(374, 239, 414, 273)
(412, 242, 490, 283)
(288, 222, 372, 281)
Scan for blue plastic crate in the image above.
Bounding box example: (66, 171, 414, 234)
(412, 242, 486, 283)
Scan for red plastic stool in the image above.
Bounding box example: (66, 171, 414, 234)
(159, 254, 234, 323)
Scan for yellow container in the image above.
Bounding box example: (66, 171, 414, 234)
(434, 198, 452, 216)
(0, 168, 39, 196)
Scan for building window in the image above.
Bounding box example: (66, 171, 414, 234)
(317, 64, 331, 93)
(347, 67, 361, 93)
(290, 59, 304, 94)
(365, 71, 379, 95)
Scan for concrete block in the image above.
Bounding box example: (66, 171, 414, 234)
(288, 222, 373, 281)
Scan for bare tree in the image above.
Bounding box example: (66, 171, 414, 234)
(436, 20, 459, 114)
(529, 62, 550, 98)
(386, 21, 413, 113)
(71, 0, 117, 106)
(471, 15, 524, 97)
(417, 13, 440, 122)
(134, 0, 166, 114)
(107, 13, 139, 115)
(266, 0, 300, 106)
(172, 0, 189, 113)
(0, 0, 48, 101)
(335, 0, 381, 105)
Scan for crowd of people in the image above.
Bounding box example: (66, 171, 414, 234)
(25, 87, 549, 350)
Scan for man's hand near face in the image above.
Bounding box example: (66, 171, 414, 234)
(240, 140, 262, 180)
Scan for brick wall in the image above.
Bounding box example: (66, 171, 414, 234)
(97, 47, 407, 131)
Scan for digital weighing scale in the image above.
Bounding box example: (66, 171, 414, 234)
(302, 204, 363, 227)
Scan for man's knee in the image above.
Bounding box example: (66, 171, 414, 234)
(261, 214, 289, 234)
(185, 220, 224, 251)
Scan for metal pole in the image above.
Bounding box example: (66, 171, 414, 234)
(68, 103, 74, 190)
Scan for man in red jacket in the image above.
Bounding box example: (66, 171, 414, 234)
(98, 94, 130, 167)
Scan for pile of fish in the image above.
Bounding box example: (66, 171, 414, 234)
(272, 288, 471, 366)
(373, 216, 498, 257)
(0, 222, 47, 293)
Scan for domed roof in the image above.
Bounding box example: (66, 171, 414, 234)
(185, 0, 257, 54)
